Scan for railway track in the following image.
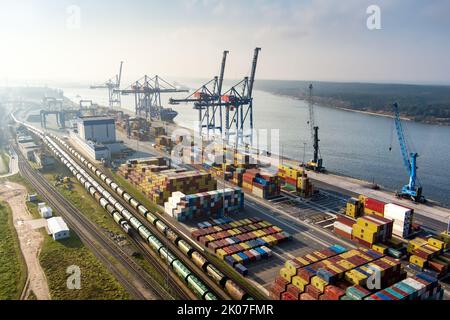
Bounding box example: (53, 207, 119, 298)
(14, 145, 181, 300)
(53, 136, 232, 300)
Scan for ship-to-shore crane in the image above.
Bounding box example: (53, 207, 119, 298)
(390, 102, 425, 203)
(304, 84, 324, 172)
(169, 50, 229, 140)
(90, 61, 123, 108)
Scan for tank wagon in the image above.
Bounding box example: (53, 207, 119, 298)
(47, 132, 251, 300)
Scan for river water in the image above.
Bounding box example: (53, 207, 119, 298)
(61, 82, 450, 207)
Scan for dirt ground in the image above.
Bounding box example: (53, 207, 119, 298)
(0, 182, 50, 300)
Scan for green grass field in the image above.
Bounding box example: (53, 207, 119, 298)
(0, 201, 27, 300)
(9, 170, 130, 300)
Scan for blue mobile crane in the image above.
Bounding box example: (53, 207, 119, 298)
(390, 102, 425, 203)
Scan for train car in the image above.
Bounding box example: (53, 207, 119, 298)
(75, 173, 82, 180)
(178, 240, 194, 257)
(107, 195, 118, 207)
(138, 225, 152, 241)
(225, 280, 247, 300)
(156, 220, 168, 235)
(88, 186, 97, 197)
(129, 198, 140, 209)
(159, 247, 177, 266)
(105, 178, 113, 186)
(137, 205, 148, 217)
(99, 198, 109, 209)
(204, 292, 218, 300)
(120, 221, 131, 234)
(79, 177, 87, 185)
(206, 264, 227, 287)
(113, 211, 123, 224)
(148, 235, 164, 252)
(172, 260, 192, 282)
(120, 209, 133, 221)
(87, 163, 93, 171)
(110, 182, 119, 192)
(94, 192, 102, 202)
(191, 252, 208, 271)
(123, 193, 132, 203)
(95, 169, 102, 178)
(116, 187, 125, 197)
(166, 229, 180, 244)
(129, 216, 143, 230)
(101, 190, 111, 199)
(145, 212, 158, 225)
(186, 275, 212, 300)
(100, 173, 107, 182)
(105, 204, 116, 215)
(114, 202, 125, 213)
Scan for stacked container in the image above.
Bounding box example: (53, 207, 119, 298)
(384, 203, 413, 238)
(333, 215, 355, 239)
(352, 215, 393, 247)
(164, 188, 244, 221)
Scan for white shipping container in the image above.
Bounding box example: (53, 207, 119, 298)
(333, 221, 353, 234)
(384, 203, 413, 221)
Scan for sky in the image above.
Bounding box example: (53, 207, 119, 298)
(1, 0, 449, 86)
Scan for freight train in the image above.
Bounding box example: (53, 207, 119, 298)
(13, 115, 251, 301)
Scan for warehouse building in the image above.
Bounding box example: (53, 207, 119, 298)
(77, 116, 116, 143)
(69, 116, 123, 161)
(19, 141, 39, 161)
(34, 151, 55, 170)
(47, 217, 70, 240)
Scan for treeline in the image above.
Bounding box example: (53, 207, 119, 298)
(255, 80, 450, 124)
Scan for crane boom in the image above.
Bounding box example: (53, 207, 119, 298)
(391, 102, 424, 202)
(247, 47, 261, 99)
(217, 51, 229, 97)
(392, 102, 411, 173)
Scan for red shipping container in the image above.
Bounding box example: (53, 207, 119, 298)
(306, 284, 322, 300)
(324, 285, 345, 300)
(428, 260, 447, 274)
(300, 293, 316, 301)
(281, 292, 297, 301)
(337, 215, 356, 227)
(286, 284, 301, 299)
(364, 197, 386, 214)
(274, 276, 289, 289)
(298, 269, 313, 283)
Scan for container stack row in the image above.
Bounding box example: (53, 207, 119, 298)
(271, 246, 415, 300)
(345, 195, 415, 239)
(277, 164, 314, 197)
(118, 157, 217, 205)
(191, 217, 291, 275)
(407, 237, 449, 278)
(164, 188, 244, 221)
(241, 169, 281, 199)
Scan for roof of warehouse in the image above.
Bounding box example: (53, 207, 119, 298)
(47, 217, 69, 234)
(79, 116, 115, 124)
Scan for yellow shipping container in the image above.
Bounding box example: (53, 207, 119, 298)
(372, 243, 388, 254)
(296, 257, 311, 266)
(280, 267, 293, 283)
(305, 254, 319, 263)
(364, 207, 384, 217)
(216, 249, 227, 259)
(410, 255, 427, 268)
(285, 260, 300, 276)
(438, 231, 450, 245)
(292, 276, 308, 292)
(232, 254, 243, 264)
(356, 217, 383, 232)
(428, 237, 446, 250)
(311, 276, 328, 293)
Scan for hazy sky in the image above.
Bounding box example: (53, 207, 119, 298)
(1, 0, 449, 86)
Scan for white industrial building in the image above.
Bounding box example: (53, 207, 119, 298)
(69, 116, 123, 161)
(38, 202, 53, 218)
(47, 217, 70, 240)
(77, 116, 116, 143)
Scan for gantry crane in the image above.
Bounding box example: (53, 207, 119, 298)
(305, 84, 324, 172)
(119, 75, 188, 120)
(389, 102, 425, 203)
(90, 61, 123, 108)
(169, 50, 229, 139)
